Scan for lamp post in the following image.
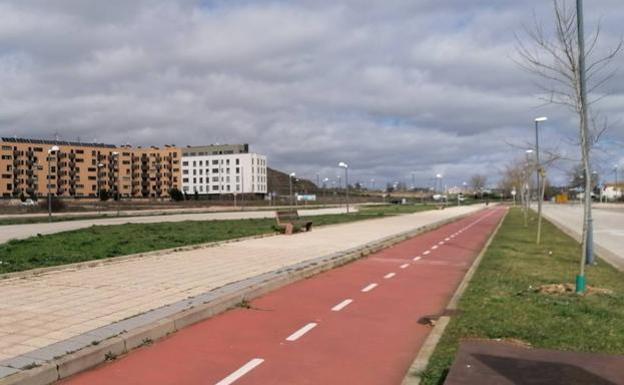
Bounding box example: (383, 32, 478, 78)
(339, 162, 349, 213)
(47, 145, 60, 222)
(289, 172, 296, 206)
(615, 165, 619, 201)
(534, 117, 547, 244)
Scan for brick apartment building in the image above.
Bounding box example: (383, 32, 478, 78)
(0, 137, 182, 199)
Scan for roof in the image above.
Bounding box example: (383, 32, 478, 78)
(1, 137, 117, 149)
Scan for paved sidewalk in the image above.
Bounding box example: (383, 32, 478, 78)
(0, 205, 482, 367)
(0, 206, 350, 244)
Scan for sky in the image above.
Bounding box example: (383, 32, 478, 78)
(0, 0, 622, 189)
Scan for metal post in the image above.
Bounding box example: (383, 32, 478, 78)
(289, 175, 293, 206)
(535, 120, 543, 245)
(47, 157, 52, 222)
(345, 167, 349, 214)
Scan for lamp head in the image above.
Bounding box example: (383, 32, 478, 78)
(535, 117, 548, 122)
(338, 162, 348, 168)
(289, 172, 296, 177)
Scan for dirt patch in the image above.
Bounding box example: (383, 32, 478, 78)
(536, 283, 614, 296)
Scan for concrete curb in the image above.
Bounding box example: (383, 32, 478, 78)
(402, 207, 508, 385)
(0, 209, 482, 385)
(541, 212, 624, 272)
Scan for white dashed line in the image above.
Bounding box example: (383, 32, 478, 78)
(413, 256, 422, 261)
(362, 283, 378, 292)
(286, 323, 317, 341)
(445, 237, 451, 241)
(431, 245, 438, 250)
(438, 241, 444, 245)
(331, 299, 353, 312)
(400, 263, 409, 269)
(384, 272, 396, 279)
(215, 358, 265, 385)
(423, 250, 431, 255)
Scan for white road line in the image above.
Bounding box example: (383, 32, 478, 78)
(438, 241, 444, 245)
(286, 323, 318, 341)
(384, 272, 396, 279)
(332, 299, 353, 312)
(423, 250, 431, 255)
(215, 358, 264, 385)
(400, 263, 409, 269)
(445, 237, 450, 241)
(413, 256, 422, 261)
(431, 245, 438, 250)
(362, 283, 378, 292)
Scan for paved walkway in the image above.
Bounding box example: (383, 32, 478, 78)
(0, 205, 483, 365)
(0, 207, 350, 244)
(542, 204, 624, 270)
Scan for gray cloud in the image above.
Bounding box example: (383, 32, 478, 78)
(0, 0, 622, 188)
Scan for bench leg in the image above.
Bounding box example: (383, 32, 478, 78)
(306, 223, 312, 232)
(285, 223, 294, 235)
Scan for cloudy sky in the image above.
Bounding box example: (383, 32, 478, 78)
(0, 0, 622, 188)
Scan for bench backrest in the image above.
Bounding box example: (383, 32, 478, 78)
(276, 210, 300, 223)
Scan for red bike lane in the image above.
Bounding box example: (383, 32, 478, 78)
(60, 207, 507, 385)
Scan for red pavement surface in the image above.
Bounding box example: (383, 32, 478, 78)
(59, 207, 507, 385)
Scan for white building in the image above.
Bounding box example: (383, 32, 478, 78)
(181, 144, 267, 196)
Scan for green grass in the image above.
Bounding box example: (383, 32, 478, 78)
(419, 208, 624, 385)
(0, 204, 433, 274)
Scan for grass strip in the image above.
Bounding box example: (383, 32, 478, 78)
(419, 207, 624, 385)
(0, 204, 433, 274)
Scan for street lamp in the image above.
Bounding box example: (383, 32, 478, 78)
(615, 165, 620, 201)
(534, 117, 547, 244)
(339, 162, 349, 213)
(47, 145, 60, 222)
(289, 172, 296, 206)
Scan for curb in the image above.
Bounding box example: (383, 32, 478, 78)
(401, 207, 508, 385)
(0, 209, 482, 385)
(540, 211, 624, 272)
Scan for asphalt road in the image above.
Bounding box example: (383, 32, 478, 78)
(0, 207, 351, 244)
(58, 207, 506, 385)
(542, 203, 624, 270)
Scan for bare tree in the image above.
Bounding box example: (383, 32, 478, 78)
(516, 0, 622, 278)
(469, 174, 487, 197)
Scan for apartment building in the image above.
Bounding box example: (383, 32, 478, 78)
(0, 137, 181, 199)
(181, 144, 267, 196)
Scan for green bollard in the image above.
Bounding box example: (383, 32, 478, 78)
(576, 275, 586, 294)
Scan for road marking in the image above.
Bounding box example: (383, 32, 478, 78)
(423, 250, 431, 255)
(400, 263, 409, 269)
(438, 241, 444, 245)
(431, 245, 438, 250)
(384, 272, 396, 279)
(215, 358, 264, 385)
(445, 237, 451, 241)
(286, 323, 318, 341)
(332, 299, 353, 312)
(413, 256, 422, 261)
(362, 283, 378, 292)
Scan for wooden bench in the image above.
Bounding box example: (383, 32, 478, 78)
(275, 210, 313, 235)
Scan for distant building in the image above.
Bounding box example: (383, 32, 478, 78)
(0, 137, 181, 199)
(181, 144, 267, 196)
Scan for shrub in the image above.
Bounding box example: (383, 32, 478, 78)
(169, 188, 184, 202)
(99, 189, 111, 201)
